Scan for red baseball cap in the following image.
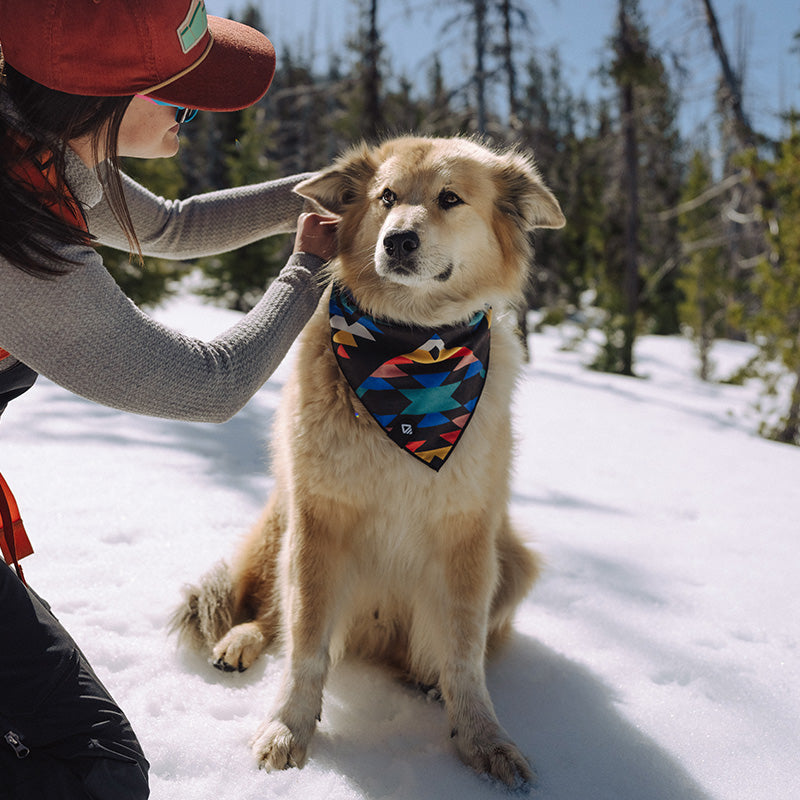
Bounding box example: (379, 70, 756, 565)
(0, 0, 276, 111)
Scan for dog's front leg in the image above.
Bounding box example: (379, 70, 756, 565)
(251, 504, 343, 772)
(437, 519, 534, 789)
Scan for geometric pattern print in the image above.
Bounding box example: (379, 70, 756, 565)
(330, 284, 491, 471)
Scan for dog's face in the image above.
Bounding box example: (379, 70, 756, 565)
(296, 137, 565, 326)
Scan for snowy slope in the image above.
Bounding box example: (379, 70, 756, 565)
(2, 294, 798, 800)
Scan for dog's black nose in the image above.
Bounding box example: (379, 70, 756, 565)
(383, 230, 420, 258)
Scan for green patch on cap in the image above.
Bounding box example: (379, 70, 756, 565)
(177, 0, 208, 54)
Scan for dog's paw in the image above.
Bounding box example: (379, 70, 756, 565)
(455, 731, 535, 791)
(251, 719, 309, 771)
(211, 622, 266, 672)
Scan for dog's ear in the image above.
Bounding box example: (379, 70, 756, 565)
(294, 144, 378, 215)
(494, 153, 566, 231)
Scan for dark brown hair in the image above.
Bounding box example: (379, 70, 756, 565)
(1, 63, 140, 277)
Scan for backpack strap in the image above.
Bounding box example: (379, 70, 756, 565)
(0, 472, 32, 583)
(6, 130, 89, 236)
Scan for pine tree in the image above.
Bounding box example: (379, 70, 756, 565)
(195, 103, 289, 312)
(700, 0, 769, 340)
(193, 4, 294, 310)
(421, 56, 462, 136)
(637, 47, 683, 336)
(360, 0, 384, 140)
(263, 47, 340, 173)
(676, 150, 728, 380)
(592, 0, 682, 375)
(518, 48, 593, 314)
(742, 126, 800, 444)
(471, 0, 489, 133)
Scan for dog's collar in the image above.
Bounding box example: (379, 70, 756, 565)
(329, 284, 491, 471)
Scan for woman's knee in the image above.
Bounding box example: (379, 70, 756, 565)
(83, 749, 150, 800)
(0, 740, 150, 800)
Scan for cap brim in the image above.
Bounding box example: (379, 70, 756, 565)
(149, 16, 276, 111)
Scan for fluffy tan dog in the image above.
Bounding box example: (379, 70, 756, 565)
(172, 136, 565, 788)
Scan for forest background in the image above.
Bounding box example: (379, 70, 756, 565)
(108, 0, 800, 445)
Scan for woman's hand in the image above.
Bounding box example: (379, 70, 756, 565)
(293, 212, 339, 262)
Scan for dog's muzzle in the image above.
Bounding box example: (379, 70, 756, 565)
(383, 230, 420, 267)
(378, 228, 453, 283)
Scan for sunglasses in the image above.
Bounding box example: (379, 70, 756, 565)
(136, 95, 198, 124)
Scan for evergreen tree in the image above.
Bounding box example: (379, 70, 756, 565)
(517, 48, 595, 315)
(195, 103, 289, 312)
(263, 46, 340, 173)
(636, 46, 683, 336)
(676, 150, 728, 380)
(741, 126, 800, 444)
(470, 0, 490, 133)
(192, 4, 296, 310)
(421, 56, 462, 136)
(592, 0, 682, 374)
(359, 0, 384, 140)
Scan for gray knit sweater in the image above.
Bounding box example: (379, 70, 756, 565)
(0, 146, 327, 423)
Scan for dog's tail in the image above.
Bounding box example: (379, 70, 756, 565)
(168, 560, 235, 654)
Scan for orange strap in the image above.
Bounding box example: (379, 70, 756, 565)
(0, 472, 33, 583)
(6, 130, 89, 237)
(0, 134, 85, 583)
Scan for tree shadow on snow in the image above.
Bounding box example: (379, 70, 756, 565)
(308, 635, 713, 800)
(532, 365, 749, 435)
(11, 376, 282, 508)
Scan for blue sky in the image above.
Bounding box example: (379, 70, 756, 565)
(206, 1, 800, 141)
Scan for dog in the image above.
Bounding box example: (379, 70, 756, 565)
(171, 136, 565, 788)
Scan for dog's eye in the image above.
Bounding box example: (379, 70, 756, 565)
(438, 190, 463, 210)
(381, 189, 397, 208)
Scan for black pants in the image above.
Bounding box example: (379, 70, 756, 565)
(0, 562, 149, 799)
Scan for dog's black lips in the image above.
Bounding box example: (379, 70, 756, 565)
(434, 263, 454, 282)
(386, 259, 416, 276)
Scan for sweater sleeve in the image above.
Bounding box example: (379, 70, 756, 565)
(87, 171, 315, 259)
(0, 244, 327, 422)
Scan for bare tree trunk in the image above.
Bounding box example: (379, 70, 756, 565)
(364, 0, 383, 140)
(619, 4, 640, 376)
(776, 369, 800, 444)
(777, 333, 800, 444)
(499, 0, 519, 126)
(498, 0, 529, 358)
(473, 0, 488, 134)
(699, 0, 754, 150)
(699, 0, 773, 328)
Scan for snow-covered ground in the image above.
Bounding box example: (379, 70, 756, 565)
(2, 294, 798, 800)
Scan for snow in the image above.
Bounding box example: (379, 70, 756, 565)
(2, 294, 798, 800)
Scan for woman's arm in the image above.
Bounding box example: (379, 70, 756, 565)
(87, 171, 315, 260)
(0, 240, 328, 423)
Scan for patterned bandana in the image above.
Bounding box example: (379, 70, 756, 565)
(330, 284, 491, 471)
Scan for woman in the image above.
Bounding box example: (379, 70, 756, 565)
(0, 1, 337, 797)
